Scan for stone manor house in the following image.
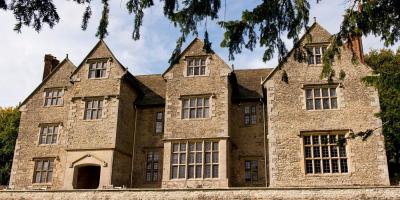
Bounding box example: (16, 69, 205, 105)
(9, 22, 390, 189)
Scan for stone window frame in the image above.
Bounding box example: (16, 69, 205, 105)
(304, 84, 339, 111)
(83, 98, 104, 120)
(244, 105, 257, 126)
(306, 45, 328, 66)
(43, 88, 64, 107)
(245, 160, 259, 182)
(145, 151, 161, 182)
(155, 112, 164, 134)
(171, 140, 219, 180)
(300, 131, 349, 175)
(37, 123, 62, 145)
(32, 158, 55, 184)
(181, 96, 211, 119)
(184, 56, 210, 77)
(87, 58, 111, 79)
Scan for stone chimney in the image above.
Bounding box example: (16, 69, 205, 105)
(42, 54, 60, 80)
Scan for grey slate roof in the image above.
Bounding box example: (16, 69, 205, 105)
(134, 74, 166, 106)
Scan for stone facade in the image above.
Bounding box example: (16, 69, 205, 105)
(9, 22, 390, 190)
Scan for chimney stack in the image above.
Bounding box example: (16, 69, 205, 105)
(42, 54, 60, 80)
(349, 36, 364, 63)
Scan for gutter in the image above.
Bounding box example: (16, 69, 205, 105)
(129, 105, 138, 187)
(260, 98, 268, 187)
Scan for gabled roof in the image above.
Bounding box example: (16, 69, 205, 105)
(161, 37, 232, 77)
(134, 74, 166, 106)
(70, 40, 129, 78)
(261, 22, 332, 85)
(231, 68, 273, 101)
(19, 58, 76, 108)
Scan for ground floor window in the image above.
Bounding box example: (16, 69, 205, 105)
(303, 133, 348, 174)
(33, 158, 54, 183)
(171, 141, 219, 179)
(245, 160, 258, 182)
(146, 151, 160, 182)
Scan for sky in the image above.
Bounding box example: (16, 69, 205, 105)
(0, 0, 399, 107)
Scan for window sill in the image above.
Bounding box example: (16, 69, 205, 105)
(169, 178, 220, 181)
(83, 118, 104, 121)
(305, 172, 350, 177)
(38, 143, 59, 146)
(32, 183, 53, 186)
(181, 118, 211, 121)
(43, 105, 64, 108)
(184, 74, 209, 78)
(305, 109, 340, 112)
(88, 77, 108, 80)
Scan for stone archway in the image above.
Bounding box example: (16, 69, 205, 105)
(73, 165, 101, 189)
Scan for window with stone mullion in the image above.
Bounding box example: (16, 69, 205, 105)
(182, 97, 209, 119)
(84, 99, 103, 120)
(33, 159, 54, 183)
(304, 134, 348, 174)
(44, 89, 62, 106)
(306, 87, 337, 110)
(39, 125, 59, 144)
(88, 61, 107, 78)
(146, 151, 160, 182)
(187, 58, 206, 76)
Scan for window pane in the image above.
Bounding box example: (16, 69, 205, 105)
(188, 166, 194, 178)
(314, 159, 321, 173)
(189, 143, 195, 151)
(196, 108, 203, 118)
(332, 159, 339, 173)
(197, 98, 203, 106)
(205, 142, 211, 151)
(306, 160, 313, 174)
(339, 146, 346, 157)
(200, 66, 206, 75)
(196, 152, 202, 163)
(173, 144, 179, 152)
(322, 88, 329, 97)
(321, 135, 328, 144)
(313, 146, 321, 157)
(331, 98, 338, 109)
(314, 89, 321, 97)
(306, 89, 312, 98)
(306, 99, 314, 110)
(312, 136, 319, 145)
(323, 98, 330, 109)
(172, 154, 178, 164)
(35, 172, 41, 183)
(201, 59, 206, 66)
(316, 55, 321, 64)
(330, 88, 336, 97)
(179, 153, 186, 164)
(212, 165, 218, 178)
(189, 153, 195, 163)
(205, 165, 211, 178)
(180, 143, 186, 151)
(329, 135, 336, 144)
(194, 67, 200, 75)
(315, 47, 321, 54)
(323, 160, 330, 173)
(212, 152, 218, 163)
(340, 159, 348, 173)
(204, 108, 209, 118)
(204, 98, 209, 107)
(196, 166, 202, 178)
(305, 147, 312, 158)
(183, 109, 189, 119)
(303, 136, 311, 145)
(172, 166, 178, 178)
(196, 143, 202, 151)
(179, 166, 185, 178)
(315, 98, 321, 109)
(190, 108, 196, 118)
(205, 152, 211, 163)
(322, 146, 329, 157)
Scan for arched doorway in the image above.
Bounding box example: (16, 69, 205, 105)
(73, 165, 101, 189)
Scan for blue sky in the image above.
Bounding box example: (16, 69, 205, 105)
(0, 0, 398, 107)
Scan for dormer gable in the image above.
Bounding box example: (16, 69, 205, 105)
(70, 40, 128, 82)
(162, 38, 232, 80)
(19, 57, 76, 110)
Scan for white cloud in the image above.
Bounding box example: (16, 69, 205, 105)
(0, 1, 398, 107)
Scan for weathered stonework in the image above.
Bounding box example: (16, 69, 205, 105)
(9, 22, 390, 191)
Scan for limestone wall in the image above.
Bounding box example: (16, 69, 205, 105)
(1, 187, 400, 200)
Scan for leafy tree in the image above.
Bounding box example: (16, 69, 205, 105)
(363, 49, 400, 184)
(0, 107, 20, 185)
(1, 0, 399, 67)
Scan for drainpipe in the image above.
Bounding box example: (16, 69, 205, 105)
(129, 105, 138, 188)
(260, 98, 268, 187)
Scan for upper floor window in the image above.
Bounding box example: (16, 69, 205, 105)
(187, 58, 206, 76)
(146, 151, 160, 182)
(155, 112, 164, 134)
(182, 97, 210, 119)
(306, 86, 337, 110)
(244, 105, 257, 126)
(44, 89, 63, 106)
(33, 158, 54, 183)
(245, 160, 258, 182)
(307, 46, 327, 65)
(88, 61, 107, 79)
(39, 124, 59, 145)
(171, 141, 219, 179)
(303, 133, 348, 174)
(84, 99, 103, 120)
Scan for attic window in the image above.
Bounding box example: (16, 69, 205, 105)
(307, 46, 326, 65)
(187, 58, 206, 76)
(88, 61, 107, 79)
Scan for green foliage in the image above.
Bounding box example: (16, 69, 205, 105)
(363, 49, 400, 184)
(2, 0, 400, 68)
(339, 70, 346, 81)
(0, 107, 20, 185)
